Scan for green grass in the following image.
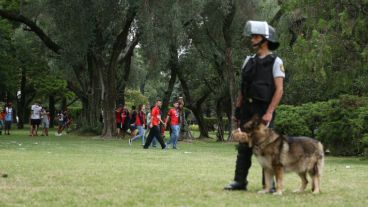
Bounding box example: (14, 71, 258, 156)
(0, 128, 368, 207)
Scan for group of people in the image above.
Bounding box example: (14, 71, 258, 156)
(29, 102, 72, 137)
(56, 109, 72, 136)
(0, 101, 72, 137)
(116, 99, 183, 149)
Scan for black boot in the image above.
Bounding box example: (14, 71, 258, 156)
(224, 143, 252, 191)
(224, 181, 247, 190)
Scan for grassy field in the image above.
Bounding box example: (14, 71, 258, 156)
(0, 128, 368, 207)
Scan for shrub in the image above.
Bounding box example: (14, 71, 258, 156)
(275, 105, 311, 136)
(316, 95, 368, 156)
(275, 95, 368, 156)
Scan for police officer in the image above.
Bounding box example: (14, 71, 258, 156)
(224, 21, 285, 191)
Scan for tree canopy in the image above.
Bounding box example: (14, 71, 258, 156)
(1, 0, 367, 138)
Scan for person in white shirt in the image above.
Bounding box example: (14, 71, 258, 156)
(30, 102, 42, 136)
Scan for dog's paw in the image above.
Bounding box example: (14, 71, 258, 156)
(312, 190, 320, 194)
(257, 190, 269, 194)
(273, 191, 283, 196)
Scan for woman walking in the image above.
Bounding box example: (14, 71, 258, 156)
(129, 104, 146, 145)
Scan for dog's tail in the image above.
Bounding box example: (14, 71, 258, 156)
(314, 142, 324, 176)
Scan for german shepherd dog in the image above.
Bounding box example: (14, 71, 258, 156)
(232, 116, 324, 195)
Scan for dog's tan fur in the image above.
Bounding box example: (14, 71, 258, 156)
(232, 116, 324, 195)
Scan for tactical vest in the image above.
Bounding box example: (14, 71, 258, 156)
(241, 54, 277, 103)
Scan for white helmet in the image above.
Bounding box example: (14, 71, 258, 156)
(244, 21, 280, 50)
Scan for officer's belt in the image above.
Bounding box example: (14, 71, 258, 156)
(244, 97, 269, 104)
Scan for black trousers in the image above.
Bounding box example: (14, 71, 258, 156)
(143, 125, 166, 149)
(234, 98, 275, 186)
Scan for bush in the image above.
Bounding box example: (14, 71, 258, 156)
(275, 95, 368, 156)
(275, 105, 311, 136)
(316, 95, 368, 156)
(68, 107, 82, 120)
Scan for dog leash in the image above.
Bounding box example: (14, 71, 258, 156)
(265, 122, 270, 128)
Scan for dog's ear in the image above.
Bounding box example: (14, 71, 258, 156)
(251, 114, 261, 125)
(243, 114, 261, 132)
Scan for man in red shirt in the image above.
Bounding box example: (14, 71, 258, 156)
(143, 99, 167, 149)
(165, 100, 181, 149)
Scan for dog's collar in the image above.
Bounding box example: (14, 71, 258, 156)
(251, 130, 280, 149)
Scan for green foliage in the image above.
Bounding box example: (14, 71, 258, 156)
(275, 105, 311, 136)
(124, 89, 148, 108)
(316, 95, 368, 156)
(279, 0, 368, 104)
(67, 107, 82, 121)
(0, 19, 17, 94)
(203, 117, 230, 131)
(275, 95, 368, 156)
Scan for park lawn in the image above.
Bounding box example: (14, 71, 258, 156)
(0, 128, 368, 207)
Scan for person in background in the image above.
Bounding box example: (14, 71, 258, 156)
(145, 105, 157, 147)
(30, 102, 42, 136)
(165, 100, 181, 149)
(121, 105, 130, 138)
(63, 109, 72, 133)
(143, 99, 167, 149)
(0, 107, 5, 135)
(115, 104, 123, 136)
(129, 105, 137, 136)
(41, 107, 50, 136)
(4, 102, 15, 135)
(56, 110, 64, 136)
(129, 104, 146, 145)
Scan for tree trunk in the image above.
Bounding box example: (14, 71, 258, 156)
(191, 106, 209, 138)
(17, 67, 26, 129)
(162, 43, 179, 117)
(118, 55, 132, 105)
(99, 64, 117, 138)
(222, 1, 237, 131)
(215, 98, 225, 142)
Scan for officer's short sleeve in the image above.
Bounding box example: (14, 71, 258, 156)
(241, 56, 251, 71)
(273, 57, 285, 78)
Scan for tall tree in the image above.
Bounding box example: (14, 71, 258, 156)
(0, 0, 142, 137)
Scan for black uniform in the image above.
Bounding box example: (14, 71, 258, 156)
(234, 54, 277, 187)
